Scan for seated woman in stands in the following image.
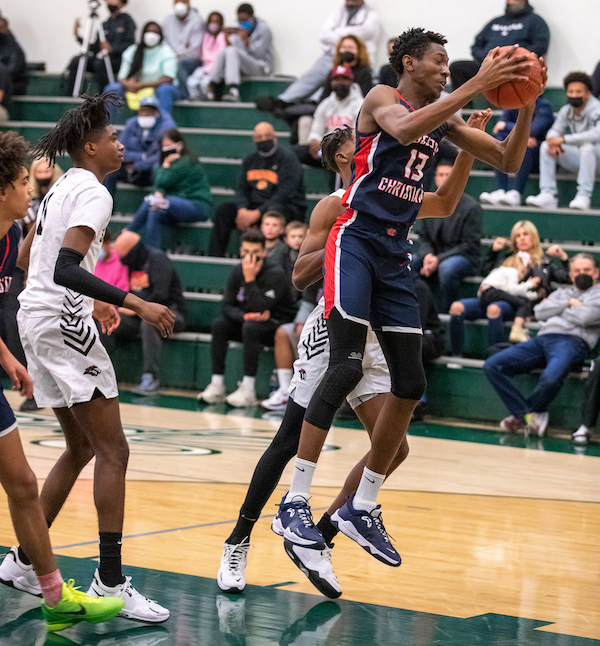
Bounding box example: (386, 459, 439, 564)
(186, 11, 228, 100)
(105, 21, 179, 114)
(129, 129, 212, 249)
(449, 220, 570, 356)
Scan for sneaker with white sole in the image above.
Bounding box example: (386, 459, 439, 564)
(217, 539, 250, 593)
(572, 424, 592, 445)
(87, 569, 170, 623)
(261, 386, 289, 410)
(226, 383, 258, 407)
(479, 189, 506, 205)
(131, 373, 159, 396)
(525, 192, 558, 209)
(283, 540, 341, 599)
(524, 411, 549, 437)
(331, 495, 401, 567)
(197, 382, 226, 404)
(272, 494, 326, 549)
(569, 194, 591, 210)
(0, 546, 41, 596)
(499, 189, 522, 207)
(499, 415, 526, 433)
(508, 325, 530, 343)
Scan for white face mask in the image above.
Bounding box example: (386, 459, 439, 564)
(137, 115, 157, 129)
(174, 2, 188, 18)
(143, 32, 161, 48)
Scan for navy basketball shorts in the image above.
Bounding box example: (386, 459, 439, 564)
(323, 209, 422, 333)
(0, 386, 18, 438)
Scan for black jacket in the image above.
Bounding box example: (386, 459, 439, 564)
(417, 194, 482, 266)
(0, 32, 27, 97)
(222, 258, 297, 326)
(79, 12, 136, 57)
(235, 147, 306, 219)
(471, 4, 550, 62)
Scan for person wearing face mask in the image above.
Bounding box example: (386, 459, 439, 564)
(484, 253, 600, 439)
(67, 0, 135, 95)
(208, 122, 306, 257)
(526, 72, 600, 211)
(103, 95, 176, 196)
(294, 66, 363, 174)
(129, 129, 212, 249)
(0, 18, 26, 116)
(186, 12, 227, 100)
(209, 3, 274, 102)
(106, 21, 178, 115)
(449, 0, 549, 92)
(162, 0, 204, 100)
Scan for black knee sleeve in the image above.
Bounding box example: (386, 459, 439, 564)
(378, 331, 427, 401)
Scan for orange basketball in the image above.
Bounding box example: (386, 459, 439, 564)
(483, 46, 543, 110)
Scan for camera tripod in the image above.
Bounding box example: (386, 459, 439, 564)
(72, 0, 115, 97)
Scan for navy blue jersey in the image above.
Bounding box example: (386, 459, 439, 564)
(343, 92, 448, 228)
(0, 223, 21, 296)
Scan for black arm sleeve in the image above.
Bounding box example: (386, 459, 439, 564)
(54, 247, 128, 307)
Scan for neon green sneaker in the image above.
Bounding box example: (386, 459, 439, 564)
(41, 579, 124, 632)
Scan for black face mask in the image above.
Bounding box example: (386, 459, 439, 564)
(107, 3, 119, 13)
(339, 51, 355, 64)
(36, 177, 52, 188)
(505, 3, 526, 17)
(333, 85, 351, 100)
(575, 274, 594, 291)
(256, 139, 276, 156)
(159, 146, 179, 164)
(567, 96, 584, 109)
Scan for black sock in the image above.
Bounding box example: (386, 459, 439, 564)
(316, 512, 339, 548)
(98, 532, 125, 587)
(17, 546, 31, 566)
(225, 514, 258, 544)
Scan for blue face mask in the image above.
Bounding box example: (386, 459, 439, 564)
(98, 248, 107, 262)
(238, 19, 254, 31)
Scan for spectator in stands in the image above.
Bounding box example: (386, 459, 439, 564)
(379, 38, 398, 88)
(208, 122, 306, 257)
(106, 21, 179, 115)
(592, 60, 600, 98)
(294, 65, 363, 170)
(449, 221, 569, 356)
(99, 231, 186, 395)
(0, 17, 27, 104)
(93, 230, 129, 292)
(261, 210, 287, 262)
(198, 229, 297, 407)
(573, 354, 600, 445)
(526, 72, 600, 211)
(162, 0, 204, 100)
(104, 95, 176, 195)
(480, 96, 553, 206)
(209, 3, 274, 103)
(258, 0, 380, 112)
(484, 254, 600, 438)
(411, 160, 482, 312)
(280, 221, 309, 284)
(67, 0, 135, 95)
(449, 0, 550, 91)
(186, 11, 227, 100)
(129, 128, 212, 249)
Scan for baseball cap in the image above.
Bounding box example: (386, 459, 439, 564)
(329, 65, 354, 81)
(139, 95, 160, 109)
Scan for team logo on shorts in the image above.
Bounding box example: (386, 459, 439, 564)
(386, 228, 397, 237)
(84, 365, 101, 377)
(299, 368, 306, 381)
(348, 351, 363, 360)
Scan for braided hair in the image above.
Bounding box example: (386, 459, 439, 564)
(320, 125, 354, 173)
(389, 28, 447, 77)
(0, 131, 29, 191)
(32, 92, 121, 165)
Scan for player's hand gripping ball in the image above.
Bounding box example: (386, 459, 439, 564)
(483, 46, 543, 109)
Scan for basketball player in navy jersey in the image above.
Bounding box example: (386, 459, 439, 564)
(273, 28, 547, 566)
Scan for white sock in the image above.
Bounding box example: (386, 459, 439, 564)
(285, 458, 317, 502)
(241, 376, 255, 389)
(277, 368, 293, 391)
(353, 467, 385, 512)
(211, 374, 224, 386)
(574, 424, 590, 435)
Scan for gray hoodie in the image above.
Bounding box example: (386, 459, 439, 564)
(534, 283, 600, 348)
(162, 8, 204, 61)
(232, 17, 274, 73)
(546, 95, 600, 146)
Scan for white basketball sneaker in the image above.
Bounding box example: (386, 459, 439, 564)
(0, 546, 41, 596)
(226, 383, 258, 407)
(217, 539, 250, 593)
(197, 382, 226, 403)
(479, 188, 506, 205)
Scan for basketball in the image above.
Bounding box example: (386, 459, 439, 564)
(483, 46, 543, 110)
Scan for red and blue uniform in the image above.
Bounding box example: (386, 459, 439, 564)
(324, 93, 448, 331)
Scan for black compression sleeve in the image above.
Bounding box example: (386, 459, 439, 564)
(54, 247, 128, 307)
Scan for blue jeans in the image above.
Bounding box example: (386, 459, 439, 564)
(449, 297, 515, 356)
(105, 82, 180, 116)
(412, 254, 478, 312)
(177, 59, 201, 100)
(483, 334, 589, 418)
(130, 195, 210, 249)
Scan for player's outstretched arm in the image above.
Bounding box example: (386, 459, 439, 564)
(292, 195, 346, 291)
(418, 109, 492, 219)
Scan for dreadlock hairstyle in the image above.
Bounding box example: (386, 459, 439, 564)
(320, 125, 354, 173)
(389, 28, 447, 77)
(129, 22, 163, 80)
(0, 131, 29, 191)
(32, 92, 121, 165)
